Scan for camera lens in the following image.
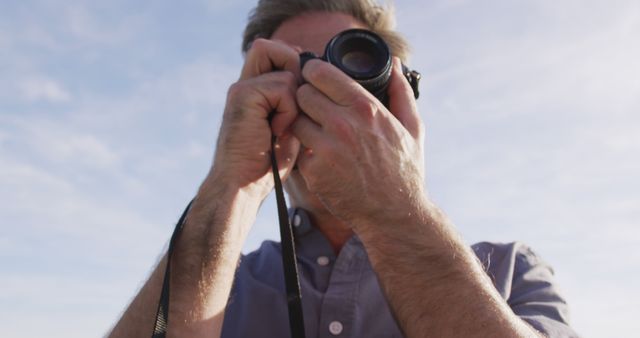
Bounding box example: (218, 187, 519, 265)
(324, 29, 392, 101)
(341, 51, 375, 74)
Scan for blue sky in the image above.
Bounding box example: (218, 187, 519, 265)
(1, 0, 638, 336)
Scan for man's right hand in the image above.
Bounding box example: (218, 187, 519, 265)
(108, 39, 303, 338)
(207, 38, 302, 201)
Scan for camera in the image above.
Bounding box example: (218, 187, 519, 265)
(300, 28, 420, 106)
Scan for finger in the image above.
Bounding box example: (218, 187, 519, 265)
(273, 133, 300, 181)
(388, 57, 422, 139)
(290, 114, 324, 149)
(241, 38, 301, 81)
(296, 83, 337, 127)
(266, 72, 300, 136)
(227, 71, 299, 136)
(301, 59, 365, 106)
(290, 115, 324, 177)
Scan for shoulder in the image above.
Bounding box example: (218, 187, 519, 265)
(222, 241, 291, 337)
(470, 241, 559, 304)
(472, 241, 543, 265)
(242, 239, 282, 262)
(471, 241, 580, 337)
(227, 240, 286, 309)
(238, 240, 284, 282)
(471, 241, 551, 288)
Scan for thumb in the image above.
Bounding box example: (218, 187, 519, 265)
(387, 57, 422, 139)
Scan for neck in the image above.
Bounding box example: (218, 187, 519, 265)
(305, 208, 353, 254)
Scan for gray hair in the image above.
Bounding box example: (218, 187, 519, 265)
(242, 0, 410, 62)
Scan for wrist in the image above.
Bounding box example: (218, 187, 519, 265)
(192, 175, 264, 244)
(205, 163, 270, 198)
(165, 175, 262, 331)
(352, 193, 435, 239)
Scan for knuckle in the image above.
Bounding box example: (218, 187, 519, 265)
(264, 74, 286, 93)
(351, 96, 378, 121)
(303, 60, 326, 83)
(279, 71, 297, 88)
(224, 82, 248, 121)
(330, 117, 356, 143)
(296, 83, 311, 96)
(226, 81, 247, 102)
(296, 83, 312, 105)
(248, 38, 270, 55)
(417, 122, 426, 138)
(256, 72, 295, 95)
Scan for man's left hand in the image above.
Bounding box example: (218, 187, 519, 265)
(292, 57, 426, 230)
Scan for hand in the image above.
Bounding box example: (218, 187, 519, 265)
(208, 39, 302, 200)
(291, 57, 426, 229)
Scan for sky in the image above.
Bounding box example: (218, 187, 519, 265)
(0, 0, 638, 337)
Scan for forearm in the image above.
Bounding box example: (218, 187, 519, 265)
(355, 198, 543, 338)
(109, 178, 261, 338)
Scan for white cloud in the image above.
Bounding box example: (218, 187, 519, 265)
(201, 0, 250, 13)
(44, 133, 120, 168)
(135, 56, 237, 112)
(0, 130, 9, 144)
(0, 159, 73, 195)
(62, 4, 143, 46)
(18, 77, 72, 103)
(186, 139, 211, 159)
(0, 30, 10, 49)
(4, 117, 120, 170)
(0, 153, 168, 335)
(10, 17, 64, 51)
(0, 270, 159, 338)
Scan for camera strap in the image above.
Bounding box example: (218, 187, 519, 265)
(151, 198, 193, 337)
(151, 135, 306, 338)
(270, 134, 307, 338)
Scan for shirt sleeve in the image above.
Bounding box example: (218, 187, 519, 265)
(472, 242, 580, 337)
(507, 244, 580, 338)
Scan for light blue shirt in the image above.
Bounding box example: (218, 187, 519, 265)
(221, 208, 579, 337)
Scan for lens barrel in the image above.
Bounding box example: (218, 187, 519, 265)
(324, 29, 392, 102)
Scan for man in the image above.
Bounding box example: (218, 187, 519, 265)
(109, 0, 578, 337)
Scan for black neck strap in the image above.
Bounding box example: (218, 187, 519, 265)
(270, 134, 307, 338)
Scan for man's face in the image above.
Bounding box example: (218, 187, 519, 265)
(270, 11, 367, 212)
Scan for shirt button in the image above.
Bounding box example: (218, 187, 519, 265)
(316, 256, 330, 266)
(293, 214, 302, 227)
(328, 321, 343, 335)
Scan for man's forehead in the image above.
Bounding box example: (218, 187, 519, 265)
(270, 11, 367, 55)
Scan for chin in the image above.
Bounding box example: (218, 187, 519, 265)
(284, 169, 324, 212)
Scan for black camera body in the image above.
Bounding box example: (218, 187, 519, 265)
(299, 29, 420, 106)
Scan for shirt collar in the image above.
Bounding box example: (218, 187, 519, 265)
(289, 207, 314, 237)
(288, 207, 363, 260)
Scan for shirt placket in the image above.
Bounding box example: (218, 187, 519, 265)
(317, 238, 366, 338)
